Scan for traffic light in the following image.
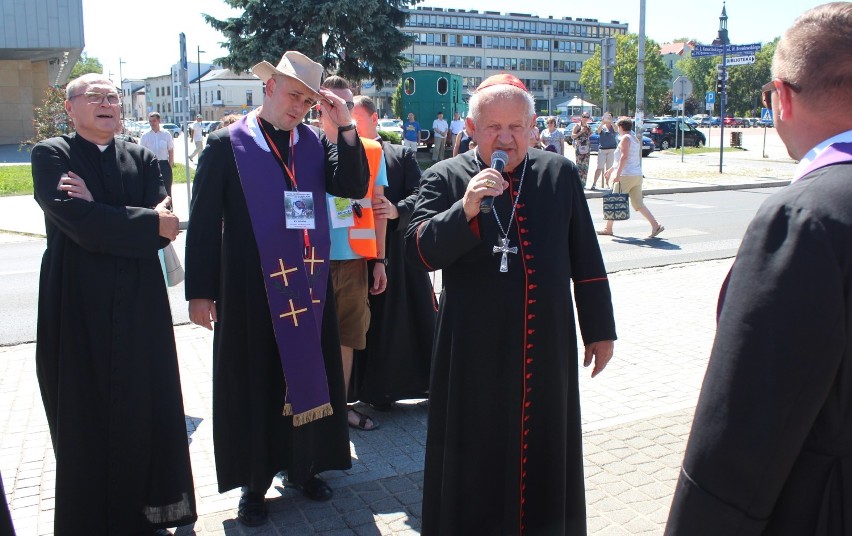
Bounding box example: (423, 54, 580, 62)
(716, 78, 724, 93)
(606, 69, 615, 89)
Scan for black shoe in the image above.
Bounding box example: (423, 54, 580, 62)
(367, 401, 396, 412)
(300, 475, 333, 502)
(237, 491, 268, 527)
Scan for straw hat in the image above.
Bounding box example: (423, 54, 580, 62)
(252, 51, 323, 100)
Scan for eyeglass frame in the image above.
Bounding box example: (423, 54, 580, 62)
(69, 91, 122, 105)
(761, 79, 802, 110)
(314, 100, 355, 118)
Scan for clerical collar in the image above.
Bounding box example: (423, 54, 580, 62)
(258, 117, 291, 143)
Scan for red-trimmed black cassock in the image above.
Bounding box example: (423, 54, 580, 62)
(405, 148, 616, 535)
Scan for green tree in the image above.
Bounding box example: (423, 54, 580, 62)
(676, 54, 717, 102)
(21, 86, 73, 146)
(391, 81, 403, 118)
(69, 53, 103, 80)
(579, 34, 671, 116)
(205, 0, 420, 90)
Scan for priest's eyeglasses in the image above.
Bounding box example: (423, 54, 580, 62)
(761, 79, 802, 110)
(70, 91, 122, 105)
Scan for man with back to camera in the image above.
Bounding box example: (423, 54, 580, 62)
(140, 111, 175, 195)
(665, 3, 852, 534)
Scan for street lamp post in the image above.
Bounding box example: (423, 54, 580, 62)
(118, 57, 126, 120)
(197, 46, 206, 120)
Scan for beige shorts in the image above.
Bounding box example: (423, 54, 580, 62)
(330, 259, 370, 350)
(615, 175, 646, 211)
(596, 148, 616, 170)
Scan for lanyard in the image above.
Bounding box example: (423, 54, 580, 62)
(256, 120, 312, 249)
(257, 119, 299, 190)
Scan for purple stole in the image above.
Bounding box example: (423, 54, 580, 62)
(230, 116, 333, 426)
(795, 142, 852, 180)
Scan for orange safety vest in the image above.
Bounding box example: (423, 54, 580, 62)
(348, 137, 383, 259)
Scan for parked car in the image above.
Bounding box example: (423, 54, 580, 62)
(377, 119, 404, 141)
(161, 123, 181, 138)
(589, 128, 655, 157)
(643, 120, 706, 150)
(201, 121, 222, 135)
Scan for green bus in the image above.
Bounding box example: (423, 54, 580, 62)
(400, 70, 468, 149)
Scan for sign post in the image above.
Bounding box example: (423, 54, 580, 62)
(761, 107, 773, 158)
(673, 76, 692, 162)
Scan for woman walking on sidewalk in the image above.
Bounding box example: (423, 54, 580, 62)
(597, 117, 664, 239)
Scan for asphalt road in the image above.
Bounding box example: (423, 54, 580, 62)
(0, 188, 782, 346)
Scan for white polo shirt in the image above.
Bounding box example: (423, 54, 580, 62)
(139, 129, 174, 161)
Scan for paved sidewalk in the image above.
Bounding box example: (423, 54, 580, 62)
(0, 258, 731, 535)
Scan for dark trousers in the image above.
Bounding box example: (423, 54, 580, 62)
(158, 160, 173, 196)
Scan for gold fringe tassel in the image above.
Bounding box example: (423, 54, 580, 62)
(281, 402, 334, 427)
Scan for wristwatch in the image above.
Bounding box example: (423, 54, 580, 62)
(338, 121, 357, 132)
(370, 258, 388, 266)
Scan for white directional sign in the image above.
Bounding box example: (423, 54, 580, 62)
(726, 55, 756, 66)
(692, 42, 762, 58)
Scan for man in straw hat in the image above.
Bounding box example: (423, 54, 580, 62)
(405, 73, 616, 534)
(185, 51, 369, 527)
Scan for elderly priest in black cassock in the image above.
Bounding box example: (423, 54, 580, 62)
(31, 73, 196, 535)
(406, 74, 616, 535)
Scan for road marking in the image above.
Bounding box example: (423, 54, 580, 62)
(0, 270, 39, 276)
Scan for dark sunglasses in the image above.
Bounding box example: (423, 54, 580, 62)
(761, 79, 802, 109)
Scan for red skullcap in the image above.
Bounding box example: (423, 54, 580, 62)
(475, 74, 528, 92)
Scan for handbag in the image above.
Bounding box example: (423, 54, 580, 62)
(603, 183, 630, 221)
(160, 242, 185, 287)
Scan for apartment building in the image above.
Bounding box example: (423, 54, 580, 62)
(146, 74, 173, 122)
(195, 68, 264, 121)
(361, 6, 628, 115)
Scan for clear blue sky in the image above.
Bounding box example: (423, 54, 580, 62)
(82, 0, 828, 82)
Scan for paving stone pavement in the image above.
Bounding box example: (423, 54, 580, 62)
(0, 258, 733, 535)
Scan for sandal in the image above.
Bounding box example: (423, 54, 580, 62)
(596, 229, 613, 236)
(648, 224, 665, 238)
(347, 407, 379, 431)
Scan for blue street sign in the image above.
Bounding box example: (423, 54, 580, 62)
(692, 42, 762, 58)
(673, 95, 684, 104)
(761, 108, 773, 122)
(705, 91, 716, 104)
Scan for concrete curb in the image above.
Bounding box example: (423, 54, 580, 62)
(583, 180, 792, 198)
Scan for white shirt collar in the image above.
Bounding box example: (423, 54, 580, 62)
(247, 109, 300, 152)
(792, 129, 852, 183)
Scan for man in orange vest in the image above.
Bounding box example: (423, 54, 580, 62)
(320, 76, 388, 432)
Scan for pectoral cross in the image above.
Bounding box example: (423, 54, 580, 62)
(493, 237, 517, 273)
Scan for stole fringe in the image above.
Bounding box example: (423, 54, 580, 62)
(282, 402, 334, 427)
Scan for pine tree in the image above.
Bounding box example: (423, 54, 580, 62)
(204, 0, 419, 90)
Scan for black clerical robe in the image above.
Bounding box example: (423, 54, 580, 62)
(406, 150, 617, 535)
(352, 141, 436, 405)
(31, 134, 196, 534)
(185, 120, 369, 492)
(665, 162, 852, 535)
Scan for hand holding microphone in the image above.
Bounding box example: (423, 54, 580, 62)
(479, 150, 508, 214)
(463, 150, 509, 221)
